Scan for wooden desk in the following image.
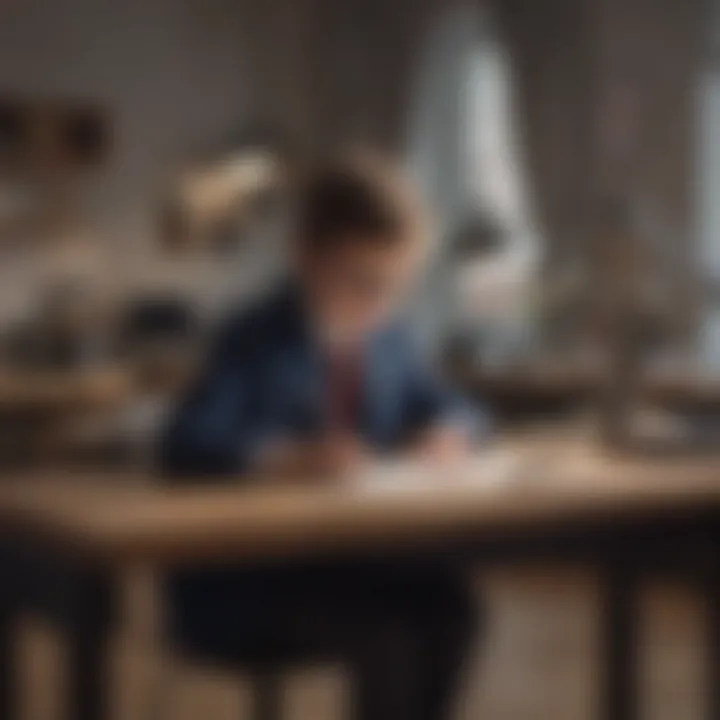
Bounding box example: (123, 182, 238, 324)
(0, 440, 719, 564)
(1, 438, 720, 720)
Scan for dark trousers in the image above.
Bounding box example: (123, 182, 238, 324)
(170, 559, 480, 720)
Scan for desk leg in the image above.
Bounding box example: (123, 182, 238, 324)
(601, 566, 639, 720)
(0, 533, 17, 720)
(66, 570, 115, 720)
(252, 672, 282, 720)
(708, 561, 720, 720)
(0, 592, 15, 720)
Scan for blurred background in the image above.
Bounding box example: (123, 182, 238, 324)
(0, 0, 719, 717)
(1, 0, 718, 466)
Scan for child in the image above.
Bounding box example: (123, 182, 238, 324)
(161, 152, 486, 720)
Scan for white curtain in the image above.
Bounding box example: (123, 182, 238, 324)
(460, 16, 539, 336)
(407, 0, 476, 232)
(407, 0, 539, 351)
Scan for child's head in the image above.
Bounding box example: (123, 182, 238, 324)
(294, 152, 430, 347)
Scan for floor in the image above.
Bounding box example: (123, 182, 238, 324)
(13, 566, 710, 720)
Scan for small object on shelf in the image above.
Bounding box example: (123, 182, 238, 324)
(2, 277, 113, 370)
(160, 148, 286, 254)
(117, 295, 203, 394)
(0, 94, 109, 177)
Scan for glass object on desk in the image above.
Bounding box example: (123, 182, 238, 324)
(650, 342, 720, 445)
(450, 230, 540, 366)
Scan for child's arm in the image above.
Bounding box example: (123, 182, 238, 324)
(158, 318, 269, 480)
(403, 348, 491, 461)
(256, 433, 369, 480)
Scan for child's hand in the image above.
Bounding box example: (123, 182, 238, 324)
(311, 433, 369, 477)
(411, 426, 471, 464)
(263, 434, 370, 480)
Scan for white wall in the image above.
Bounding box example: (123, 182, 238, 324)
(0, 0, 265, 321)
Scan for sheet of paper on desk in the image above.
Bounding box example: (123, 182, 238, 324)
(351, 449, 525, 494)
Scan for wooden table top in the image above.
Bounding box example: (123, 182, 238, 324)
(1, 436, 719, 567)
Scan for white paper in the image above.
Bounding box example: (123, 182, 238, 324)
(350, 449, 524, 495)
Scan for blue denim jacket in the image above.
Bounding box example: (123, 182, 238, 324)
(160, 282, 486, 478)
